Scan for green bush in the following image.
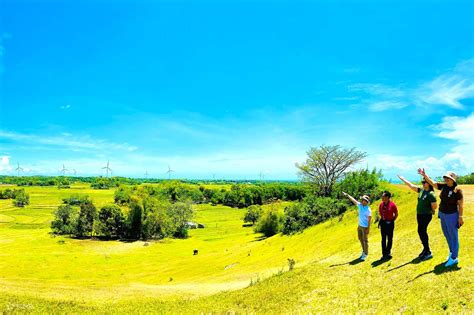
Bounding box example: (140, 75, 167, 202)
(458, 173, 474, 184)
(51, 205, 79, 235)
(244, 205, 263, 225)
(97, 204, 125, 239)
(13, 189, 30, 207)
(255, 208, 283, 237)
(75, 202, 97, 237)
(63, 194, 91, 206)
(127, 201, 143, 239)
(333, 168, 382, 201)
(282, 196, 347, 234)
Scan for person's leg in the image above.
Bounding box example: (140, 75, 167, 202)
(387, 221, 394, 255)
(363, 227, 369, 255)
(417, 214, 431, 253)
(380, 221, 387, 256)
(358, 226, 364, 254)
(446, 213, 459, 260)
(423, 215, 432, 253)
(440, 212, 452, 255)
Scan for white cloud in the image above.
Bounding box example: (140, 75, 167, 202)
(350, 58, 474, 112)
(368, 101, 408, 112)
(349, 83, 405, 98)
(370, 113, 474, 177)
(0, 156, 12, 173)
(416, 75, 474, 109)
(60, 104, 71, 109)
(0, 130, 138, 153)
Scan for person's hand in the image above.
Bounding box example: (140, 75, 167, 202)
(432, 209, 436, 215)
(365, 229, 370, 235)
(458, 216, 464, 228)
(418, 168, 426, 177)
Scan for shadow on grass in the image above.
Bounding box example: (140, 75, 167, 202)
(330, 258, 364, 267)
(408, 262, 461, 283)
(251, 235, 268, 242)
(386, 257, 424, 272)
(371, 256, 392, 268)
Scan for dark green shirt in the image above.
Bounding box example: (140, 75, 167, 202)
(416, 188, 436, 215)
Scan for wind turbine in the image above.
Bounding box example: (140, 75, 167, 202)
(72, 169, 77, 176)
(102, 160, 112, 177)
(144, 170, 149, 178)
(166, 165, 175, 180)
(212, 173, 216, 181)
(259, 171, 265, 181)
(60, 164, 68, 176)
(15, 162, 24, 176)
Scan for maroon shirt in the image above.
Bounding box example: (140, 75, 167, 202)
(379, 201, 398, 221)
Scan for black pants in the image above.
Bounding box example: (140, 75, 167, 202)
(417, 214, 432, 252)
(380, 220, 394, 256)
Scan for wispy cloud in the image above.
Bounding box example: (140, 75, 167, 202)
(60, 104, 71, 109)
(349, 58, 474, 112)
(368, 101, 408, 112)
(370, 113, 474, 176)
(416, 75, 474, 109)
(0, 130, 138, 153)
(349, 83, 406, 98)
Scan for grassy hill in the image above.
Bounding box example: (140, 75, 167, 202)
(0, 183, 472, 313)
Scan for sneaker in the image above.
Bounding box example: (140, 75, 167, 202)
(360, 253, 367, 261)
(421, 251, 432, 260)
(418, 250, 426, 258)
(446, 252, 452, 262)
(445, 257, 458, 267)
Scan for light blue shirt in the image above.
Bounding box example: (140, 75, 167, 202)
(358, 203, 372, 228)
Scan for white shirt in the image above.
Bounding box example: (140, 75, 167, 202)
(357, 203, 372, 228)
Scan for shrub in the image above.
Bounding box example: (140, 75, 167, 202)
(63, 194, 91, 206)
(75, 202, 97, 237)
(255, 208, 282, 237)
(167, 202, 193, 239)
(127, 201, 143, 239)
(244, 205, 263, 225)
(51, 205, 79, 235)
(282, 196, 347, 234)
(13, 189, 30, 207)
(97, 204, 125, 238)
(333, 168, 382, 201)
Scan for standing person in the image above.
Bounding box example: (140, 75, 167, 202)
(398, 175, 437, 260)
(418, 169, 464, 267)
(377, 191, 398, 260)
(342, 192, 372, 261)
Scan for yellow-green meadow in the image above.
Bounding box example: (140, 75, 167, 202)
(0, 183, 472, 313)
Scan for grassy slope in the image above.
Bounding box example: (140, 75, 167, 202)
(0, 184, 473, 313)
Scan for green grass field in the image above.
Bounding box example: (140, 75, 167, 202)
(0, 183, 472, 313)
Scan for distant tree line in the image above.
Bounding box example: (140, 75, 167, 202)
(458, 173, 474, 184)
(0, 175, 299, 187)
(114, 182, 308, 208)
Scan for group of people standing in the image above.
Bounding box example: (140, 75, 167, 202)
(342, 169, 464, 267)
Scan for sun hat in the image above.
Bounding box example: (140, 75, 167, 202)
(443, 171, 457, 183)
(360, 195, 371, 203)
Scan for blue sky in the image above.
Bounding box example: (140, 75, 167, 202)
(0, 0, 473, 180)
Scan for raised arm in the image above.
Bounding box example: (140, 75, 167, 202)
(398, 175, 419, 192)
(417, 168, 439, 190)
(342, 192, 359, 206)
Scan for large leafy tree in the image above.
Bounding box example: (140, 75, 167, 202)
(296, 145, 367, 196)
